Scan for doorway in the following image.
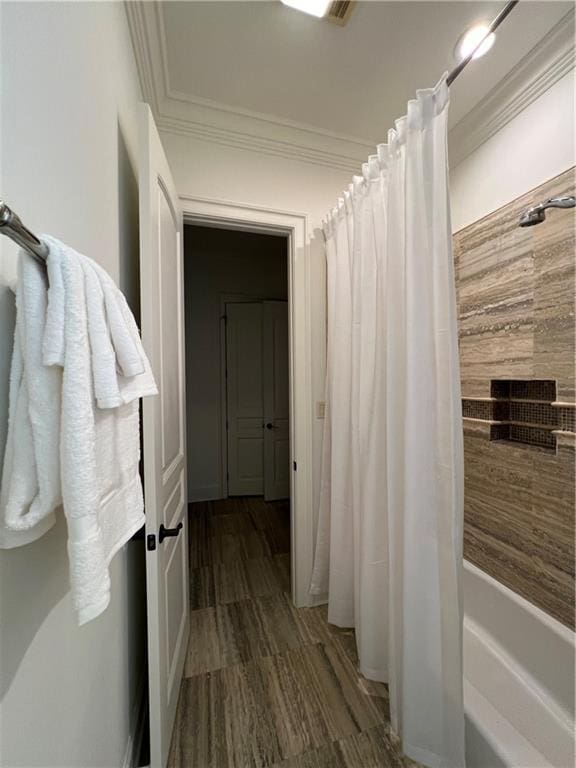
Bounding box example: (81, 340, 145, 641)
(183, 225, 289, 502)
(182, 222, 291, 581)
(180, 200, 315, 611)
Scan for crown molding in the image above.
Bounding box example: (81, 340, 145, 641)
(125, 1, 371, 173)
(125, 0, 161, 115)
(155, 114, 366, 173)
(158, 88, 373, 172)
(126, 2, 575, 174)
(449, 9, 575, 167)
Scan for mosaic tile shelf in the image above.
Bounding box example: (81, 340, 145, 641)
(462, 379, 575, 452)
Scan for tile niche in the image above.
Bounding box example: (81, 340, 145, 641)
(462, 379, 569, 451)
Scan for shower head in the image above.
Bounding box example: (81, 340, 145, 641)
(519, 195, 576, 227)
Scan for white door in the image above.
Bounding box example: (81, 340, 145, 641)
(139, 104, 189, 768)
(226, 302, 264, 495)
(263, 301, 290, 500)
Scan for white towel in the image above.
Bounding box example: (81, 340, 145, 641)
(0, 255, 62, 547)
(0, 236, 157, 625)
(41, 236, 156, 411)
(80, 256, 156, 407)
(82, 260, 125, 409)
(85, 257, 146, 380)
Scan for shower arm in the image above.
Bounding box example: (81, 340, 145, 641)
(534, 196, 576, 213)
(519, 194, 576, 227)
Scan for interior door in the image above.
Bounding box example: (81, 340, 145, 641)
(226, 302, 264, 495)
(139, 103, 189, 768)
(263, 300, 290, 500)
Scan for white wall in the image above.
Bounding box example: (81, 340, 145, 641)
(0, 3, 145, 766)
(162, 132, 350, 522)
(184, 225, 288, 501)
(450, 71, 575, 232)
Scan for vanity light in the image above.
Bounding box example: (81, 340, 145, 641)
(456, 24, 496, 61)
(281, 0, 332, 18)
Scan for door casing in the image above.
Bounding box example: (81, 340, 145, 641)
(262, 300, 290, 502)
(181, 197, 313, 609)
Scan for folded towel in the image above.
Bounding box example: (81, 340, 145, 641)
(81, 255, 156, 407)
(0, 236, 158, 625)
(81, 255, 146, 379)
(45, 247, 156, 409)
(82, 259, 125, 408)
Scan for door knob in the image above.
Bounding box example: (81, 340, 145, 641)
(265, 422, 276, 430)
(159, 522, 183, 543)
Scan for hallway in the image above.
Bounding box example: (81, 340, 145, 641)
(168, 497, 416, 767)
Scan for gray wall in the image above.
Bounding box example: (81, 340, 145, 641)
(184, 225, 288, 501)
(0, 3, 146, 766)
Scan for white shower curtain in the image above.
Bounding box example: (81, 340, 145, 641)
(310, 76, 465, 768)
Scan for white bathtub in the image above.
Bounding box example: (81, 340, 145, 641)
(463, 561, 575, 768)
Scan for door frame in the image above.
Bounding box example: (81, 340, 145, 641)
(181, 195, 313, 608)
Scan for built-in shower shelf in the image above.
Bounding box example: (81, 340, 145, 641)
(463, 384, 576, 446)
(461, 379, 572, 451)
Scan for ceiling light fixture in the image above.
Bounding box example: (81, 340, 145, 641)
(281, 0, 332, 18)
(456, 24, 496, 62)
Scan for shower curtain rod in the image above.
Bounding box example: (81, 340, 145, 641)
(0, 2, 520, 262)
(447, 1, 519, 86)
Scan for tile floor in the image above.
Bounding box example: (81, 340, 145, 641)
(169, 497, 416, 767)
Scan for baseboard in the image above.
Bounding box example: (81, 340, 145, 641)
(188, 484, 222, 502)
(122, 674, 147, 768)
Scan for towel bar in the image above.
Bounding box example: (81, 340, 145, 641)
(0, 201, 48, 264)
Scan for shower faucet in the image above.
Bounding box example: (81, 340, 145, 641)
(519, 195, 576, 227)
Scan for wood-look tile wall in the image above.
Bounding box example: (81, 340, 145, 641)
(454, 168, 575, 629)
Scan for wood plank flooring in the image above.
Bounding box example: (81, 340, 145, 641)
(169, 497, 416, 768)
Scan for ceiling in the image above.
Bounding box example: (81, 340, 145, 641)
(161, 0, 572, 143)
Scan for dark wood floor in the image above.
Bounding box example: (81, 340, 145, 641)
(169, 497, 416, 768)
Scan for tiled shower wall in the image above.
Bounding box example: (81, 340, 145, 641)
(454, 167, 575, 629)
